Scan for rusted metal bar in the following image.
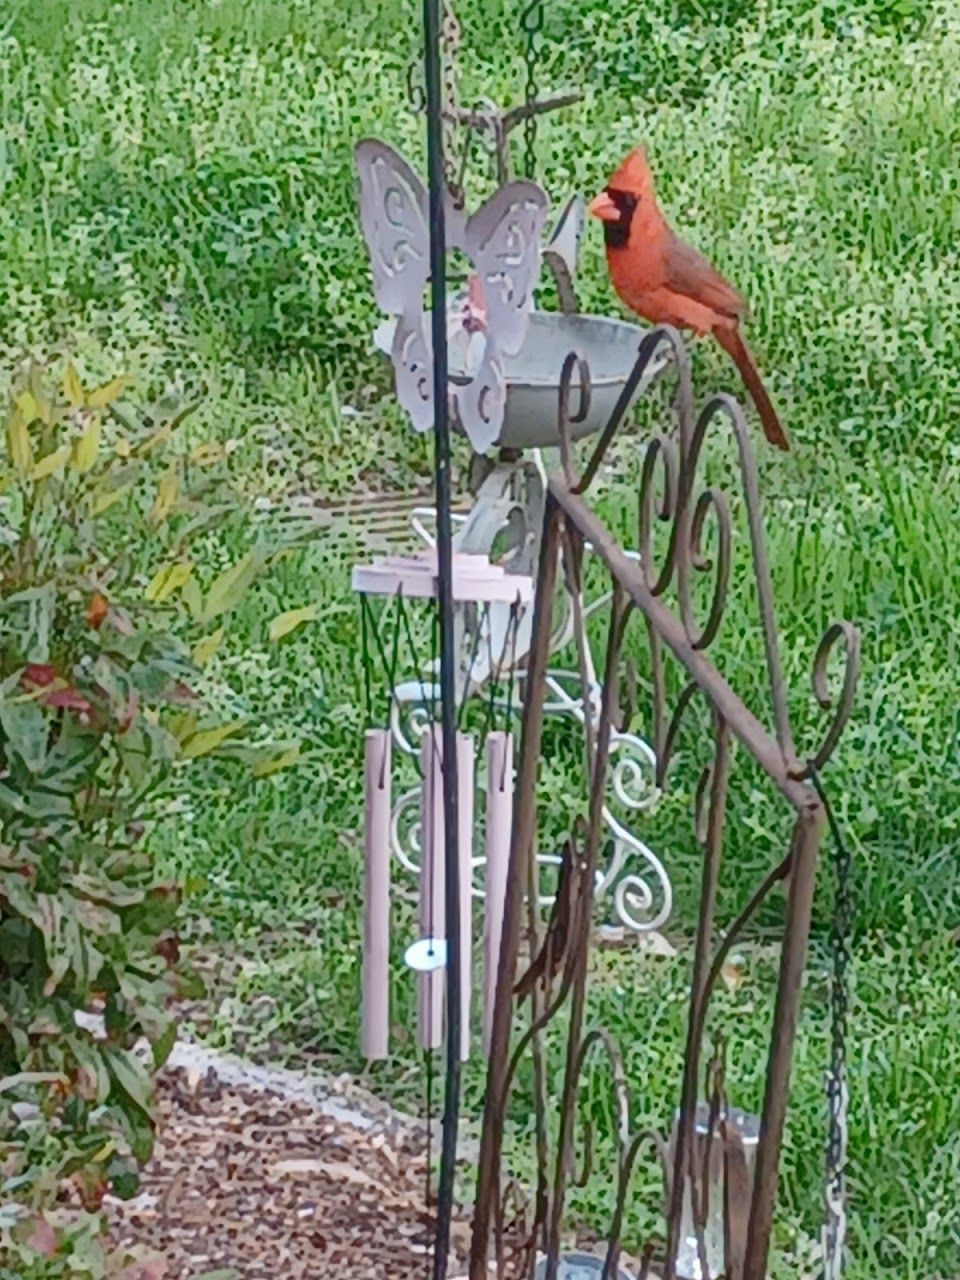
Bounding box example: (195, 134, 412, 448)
(744, 806, 825, 1280)
(665, 713, 731, 1278)
(560, 523, 596, 776)
(469, 495, 562, 1280)
(549, 476, 811, 812)
(546, 582, 626, 1277)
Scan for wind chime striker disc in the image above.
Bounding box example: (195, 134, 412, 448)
(534, 1253, 636, 1280)
(404, 937, 448, 972)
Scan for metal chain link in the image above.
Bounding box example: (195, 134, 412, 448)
(520, 0, 545, 178)
(406, 51, 427, 114)
(406, 0, 465, 205)
(440, 0, 464, 204)
(811, 767, 850, 1280)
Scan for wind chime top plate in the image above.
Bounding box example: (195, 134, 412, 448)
(351, 550, 533, 603)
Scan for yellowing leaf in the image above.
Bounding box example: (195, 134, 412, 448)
(149, 466, 179, 523)
(71, 414, 102, 474)
(15, 390, 39, 425)
(181, 574, 203, 620)
(86, 375, 127, 409)
(180, 721, 245, 761)
(35, 393, 54, 427)
(92, 483, 132, 515)
(192, 627, 225, 666)
(63, 361, 84, 408)
(202, 551, 263, 622)
(114, 438, 132, 459)
(145, 561, 193, 603)
(268, 604, 318, 642)
(137, 421, 171, 456)
(6, 410, 34, 475)
(190, 442, 224, 467)
(31, 445, 71, 480)
(253, 744, 301, 778)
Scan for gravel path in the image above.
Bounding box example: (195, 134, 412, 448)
(104, 1042, 489, 1279)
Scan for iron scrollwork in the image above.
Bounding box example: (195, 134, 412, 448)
(470, 326, 860, 1280)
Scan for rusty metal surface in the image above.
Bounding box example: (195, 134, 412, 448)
(469, 324, 861, 1280)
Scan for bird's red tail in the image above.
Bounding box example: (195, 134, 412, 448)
(715, 326, 790, 451)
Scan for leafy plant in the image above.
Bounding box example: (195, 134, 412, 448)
(0, 360, 278, 1270)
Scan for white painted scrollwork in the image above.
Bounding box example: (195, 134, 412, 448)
(384, 471, 674, 934)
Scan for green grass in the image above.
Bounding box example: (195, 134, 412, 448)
(3, 0, 960, 1275)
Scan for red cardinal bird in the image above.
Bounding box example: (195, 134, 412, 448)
(588, 147, 789, 450)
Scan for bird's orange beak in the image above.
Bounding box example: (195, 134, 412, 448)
(588, 191, 620, 224)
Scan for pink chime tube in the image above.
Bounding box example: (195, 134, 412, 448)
(418, 726, 445, 1050)
(361, 729, 392, 1060)
(483, 731, 513, 1055)
(457, 732, 475, 1062)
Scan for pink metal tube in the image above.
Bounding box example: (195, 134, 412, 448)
(361, 729, 392, 1060)
(457, 733, 475, 1062)
(418, 726, 445, 1050)
(482, 731, 513, 1055)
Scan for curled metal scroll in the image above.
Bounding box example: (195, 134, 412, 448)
(638, 431, 680, 597)
(793, 620, 861, 777)
(557, 348, 593, 488)
(567, 1028, 670, 1279)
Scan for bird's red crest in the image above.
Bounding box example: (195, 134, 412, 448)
(607, 146, 654, 196)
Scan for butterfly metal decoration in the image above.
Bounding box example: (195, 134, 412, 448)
(355, 139, 548, 453)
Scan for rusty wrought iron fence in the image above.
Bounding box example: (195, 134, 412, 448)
(468, 327, 860, 1280)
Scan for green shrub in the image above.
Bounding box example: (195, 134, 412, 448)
(0, 360, 281, 1273)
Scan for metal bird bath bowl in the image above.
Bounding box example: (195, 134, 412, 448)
(450, 310, 666, 450)
(377, 309, 668, 452)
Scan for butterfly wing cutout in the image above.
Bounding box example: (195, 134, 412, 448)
(463, 180, 548, 357)
(355, 139, 431, 316)
(548, 194, 585, 276)
(357, 140, 548, 450)
(454, 345, 507, 454)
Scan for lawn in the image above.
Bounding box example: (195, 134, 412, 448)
(2, 0, 959, 1275)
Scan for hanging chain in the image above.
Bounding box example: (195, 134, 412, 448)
(440, 0, 464, 205)
(406, 0, 463, 206)
(406, 52, 427, 114)
(810, 767, 851, 1280)
(520, 0, 545, 178)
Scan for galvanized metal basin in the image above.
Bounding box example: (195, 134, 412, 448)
(375, 310, 668, 452)
(464, 311, 666, 450)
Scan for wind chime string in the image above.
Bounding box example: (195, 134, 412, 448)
(478, 598, 525, 746)
(501, 596, 524, 743)
(360, 591, 374, 727)
(396, 588, 431, 778)
(457, 601, 492, 731)
(360, 591, 406, 726)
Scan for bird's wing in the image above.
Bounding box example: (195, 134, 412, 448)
(662, 229, 746, 321)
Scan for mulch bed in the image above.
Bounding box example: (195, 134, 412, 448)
(107, 1066, 479, 1280)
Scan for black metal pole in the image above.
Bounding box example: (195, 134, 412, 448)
(422, 1, 461, 1276)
